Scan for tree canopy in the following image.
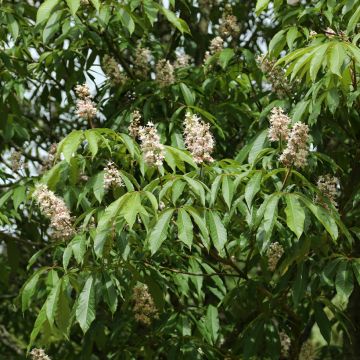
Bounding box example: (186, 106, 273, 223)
(1, 0, 360, 359)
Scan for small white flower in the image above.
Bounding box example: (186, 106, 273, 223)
(103, 161, 123, 190)
(268, 107, 291, 142)
(30, 348, 52, 360)
(183, 112, 214, 164)
(267, 242, 284, 271)
(156, 59, 175, 87)
(129, 110, 142, 138)
(279, 122, 309, 168)
(32, 184, 74, 239)
(138, 123, 165, 167)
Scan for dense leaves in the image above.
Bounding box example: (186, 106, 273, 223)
(1, 0, 360, 359)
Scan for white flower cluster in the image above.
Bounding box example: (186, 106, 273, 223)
(103, 161, 123, 190)
(219, 14, 240, 38)
(267, 242, 284, 271)
(268, 107, 291, 142)
(30, 348, 51, 360)
(155, 59, 175, 87)
(183, 112, 214, 164)
(299, 341, 316, 360)
(279, 122, 309, 168)
(41, 143, 57, 172)
(174, 54, 191, 69)
(75, 84, 97, 121)
(132, 284, 159, 326)
(103, 55, 128, 85)
(138, 122, 165, 167)
(134, 46, 151, 78)
(279, 331, 291, 358)
(205, 36, 224, 61)
(33, 184, 75, 239)
(128, 110, 141, 138)
(256, 54, 292, 97)
(316, 174, 339, 209)
(10, 150, 24, 172)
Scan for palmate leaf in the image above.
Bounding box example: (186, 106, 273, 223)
(245, 171, 262, 209)
(285, 194, 305, 239)
(298, 194, 338, 241)
(177, 208, 193, 248)
(335, 261, 354, 299)
(45, 278, 62, 327)
(76, 275, 96, 333)
(148, 208, 175, 254)
(206, 305, 219, 345)
(36, 0, 61, 24)
(207, 210, 227, 254)
(28, 303, 48, 351)
(185, 206, 210, 249)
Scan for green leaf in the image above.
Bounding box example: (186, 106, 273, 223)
(269, 29, 286, 56)
(90, 0, 100, 11)
(309, 43, 329, 82)
(56, 280, 71, 335)
(43, 10, 62, 44)
(292, 263, 308, 307)
(183, 176, 206, 206)
(63, 245, 72, 271)
(210, 175, 222, 206)
(12, 185, 26, 210)
(177, 208, 193, 248)
(143, 0, 158, 25)
(286, 27, 299, 50)
(6, 14, 19, 41)
(103, 273, 118, 314)
(299, 195, 338, 241)
(314, 303, 332, 343)
(0, 190, 13, 208)
(28, 303, 47, 351)
(158, 6, 190, 34)
(119, 8, 135, 35)
(218, 48, 235, 69)
(58, 130, 83, 163)
(94, 196, 126, 257)
(85, 130, 101, 159)
(328, 43, 346, 77)
(36, 0, 61, 24)
(207, 211, 227, 254)
(335, 261, 354, 298)
(148, 209, 174, 254)
(206, 305, 219, 344)
(245, 171, 262, 208)
(71, 234, 86, 264)
(22, 268, 47, 312)
(352, 260, 360, 285)
(221, 176, 233, 210)
(248, 130, 268, 163)
(285, 194, 305, 238)
(186, 206, 210, 249)
(180, 83, 195, 106)
(255, 0, 270, 15)
(119, 192, 144, 229)
(46, 279, 61, 327)
(65, 0, 80, 15)
(76, 275, 96, 333)
(347, 4, 360, 34)
(262, 194, 280, 249)
(92, 171, 105, 203)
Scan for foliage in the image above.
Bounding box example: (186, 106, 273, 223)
(1, 0, 360, 359)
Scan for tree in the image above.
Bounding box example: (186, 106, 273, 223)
(0, 0, 359, 358)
